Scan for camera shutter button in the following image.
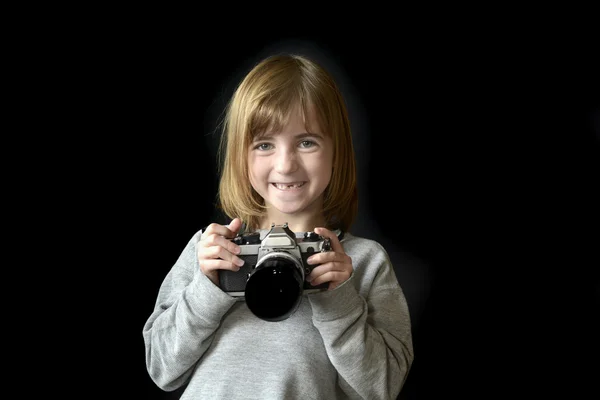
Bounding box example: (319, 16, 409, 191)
(304, 232, 320, 242)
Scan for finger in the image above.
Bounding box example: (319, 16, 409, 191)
(200, 258, 243, 273)
(306, 251, 350, 266)
(202, 218, 243, 240)
(314, 227, 344, 253)
(306, 261, 350, 282)
(202, 245, 245, 265)
(227, 217, 243, 235)
(200, 233, 242, 255)
(308, 270, 350, 287)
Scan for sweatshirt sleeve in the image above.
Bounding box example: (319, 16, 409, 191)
(142, 231, 237, 391)
(308, 244, 414, 400)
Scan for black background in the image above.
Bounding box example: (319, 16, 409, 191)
(60, 25, 598, 399)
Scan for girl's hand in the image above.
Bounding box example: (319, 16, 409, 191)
(197, 218, 245, 286)
(305, 227, 353, 290)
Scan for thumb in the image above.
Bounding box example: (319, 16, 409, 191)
(228, 217, 243, 234)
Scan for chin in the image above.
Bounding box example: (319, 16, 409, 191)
(270, 201, 308, 216)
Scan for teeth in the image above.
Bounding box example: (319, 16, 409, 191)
(273, 182, 304, 190)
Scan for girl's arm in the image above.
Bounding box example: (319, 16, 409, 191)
(309, 246, 414, 399)
(142, 231, 237, 390)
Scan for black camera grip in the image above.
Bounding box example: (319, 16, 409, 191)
(219, 255, 258, 292)
(300, 251, 329, 290)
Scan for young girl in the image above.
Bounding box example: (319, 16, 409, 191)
(143, 53, 414, 399)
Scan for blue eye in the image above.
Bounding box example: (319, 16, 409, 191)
(255, 143, 273, 151)
(300, 140, 315, 148)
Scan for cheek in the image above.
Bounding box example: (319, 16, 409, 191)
(312, 154, 333, 185)
(247, 154, 256, 186)
(248, 155, 264, 185)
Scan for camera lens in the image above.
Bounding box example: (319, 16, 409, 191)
(245, 256, 303, 322)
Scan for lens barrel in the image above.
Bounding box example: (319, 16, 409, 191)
(245, 256, 304, 321)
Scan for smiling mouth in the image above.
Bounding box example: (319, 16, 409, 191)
(271, 182, 306, 190)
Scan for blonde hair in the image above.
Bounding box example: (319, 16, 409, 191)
(217, 54, 357, 232)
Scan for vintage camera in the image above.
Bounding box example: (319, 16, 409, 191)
(218, 223, 331, 321)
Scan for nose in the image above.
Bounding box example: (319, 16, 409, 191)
(273, 148, 298, 174)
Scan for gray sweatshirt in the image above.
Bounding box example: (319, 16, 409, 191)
(143, 229, 414, 399)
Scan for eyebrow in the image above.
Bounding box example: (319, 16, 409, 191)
(253, 132, 325, 141)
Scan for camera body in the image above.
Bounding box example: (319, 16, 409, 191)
(219, 223, 331, 297)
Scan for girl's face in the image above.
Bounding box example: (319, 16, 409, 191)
(248, 106, 333, 229)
